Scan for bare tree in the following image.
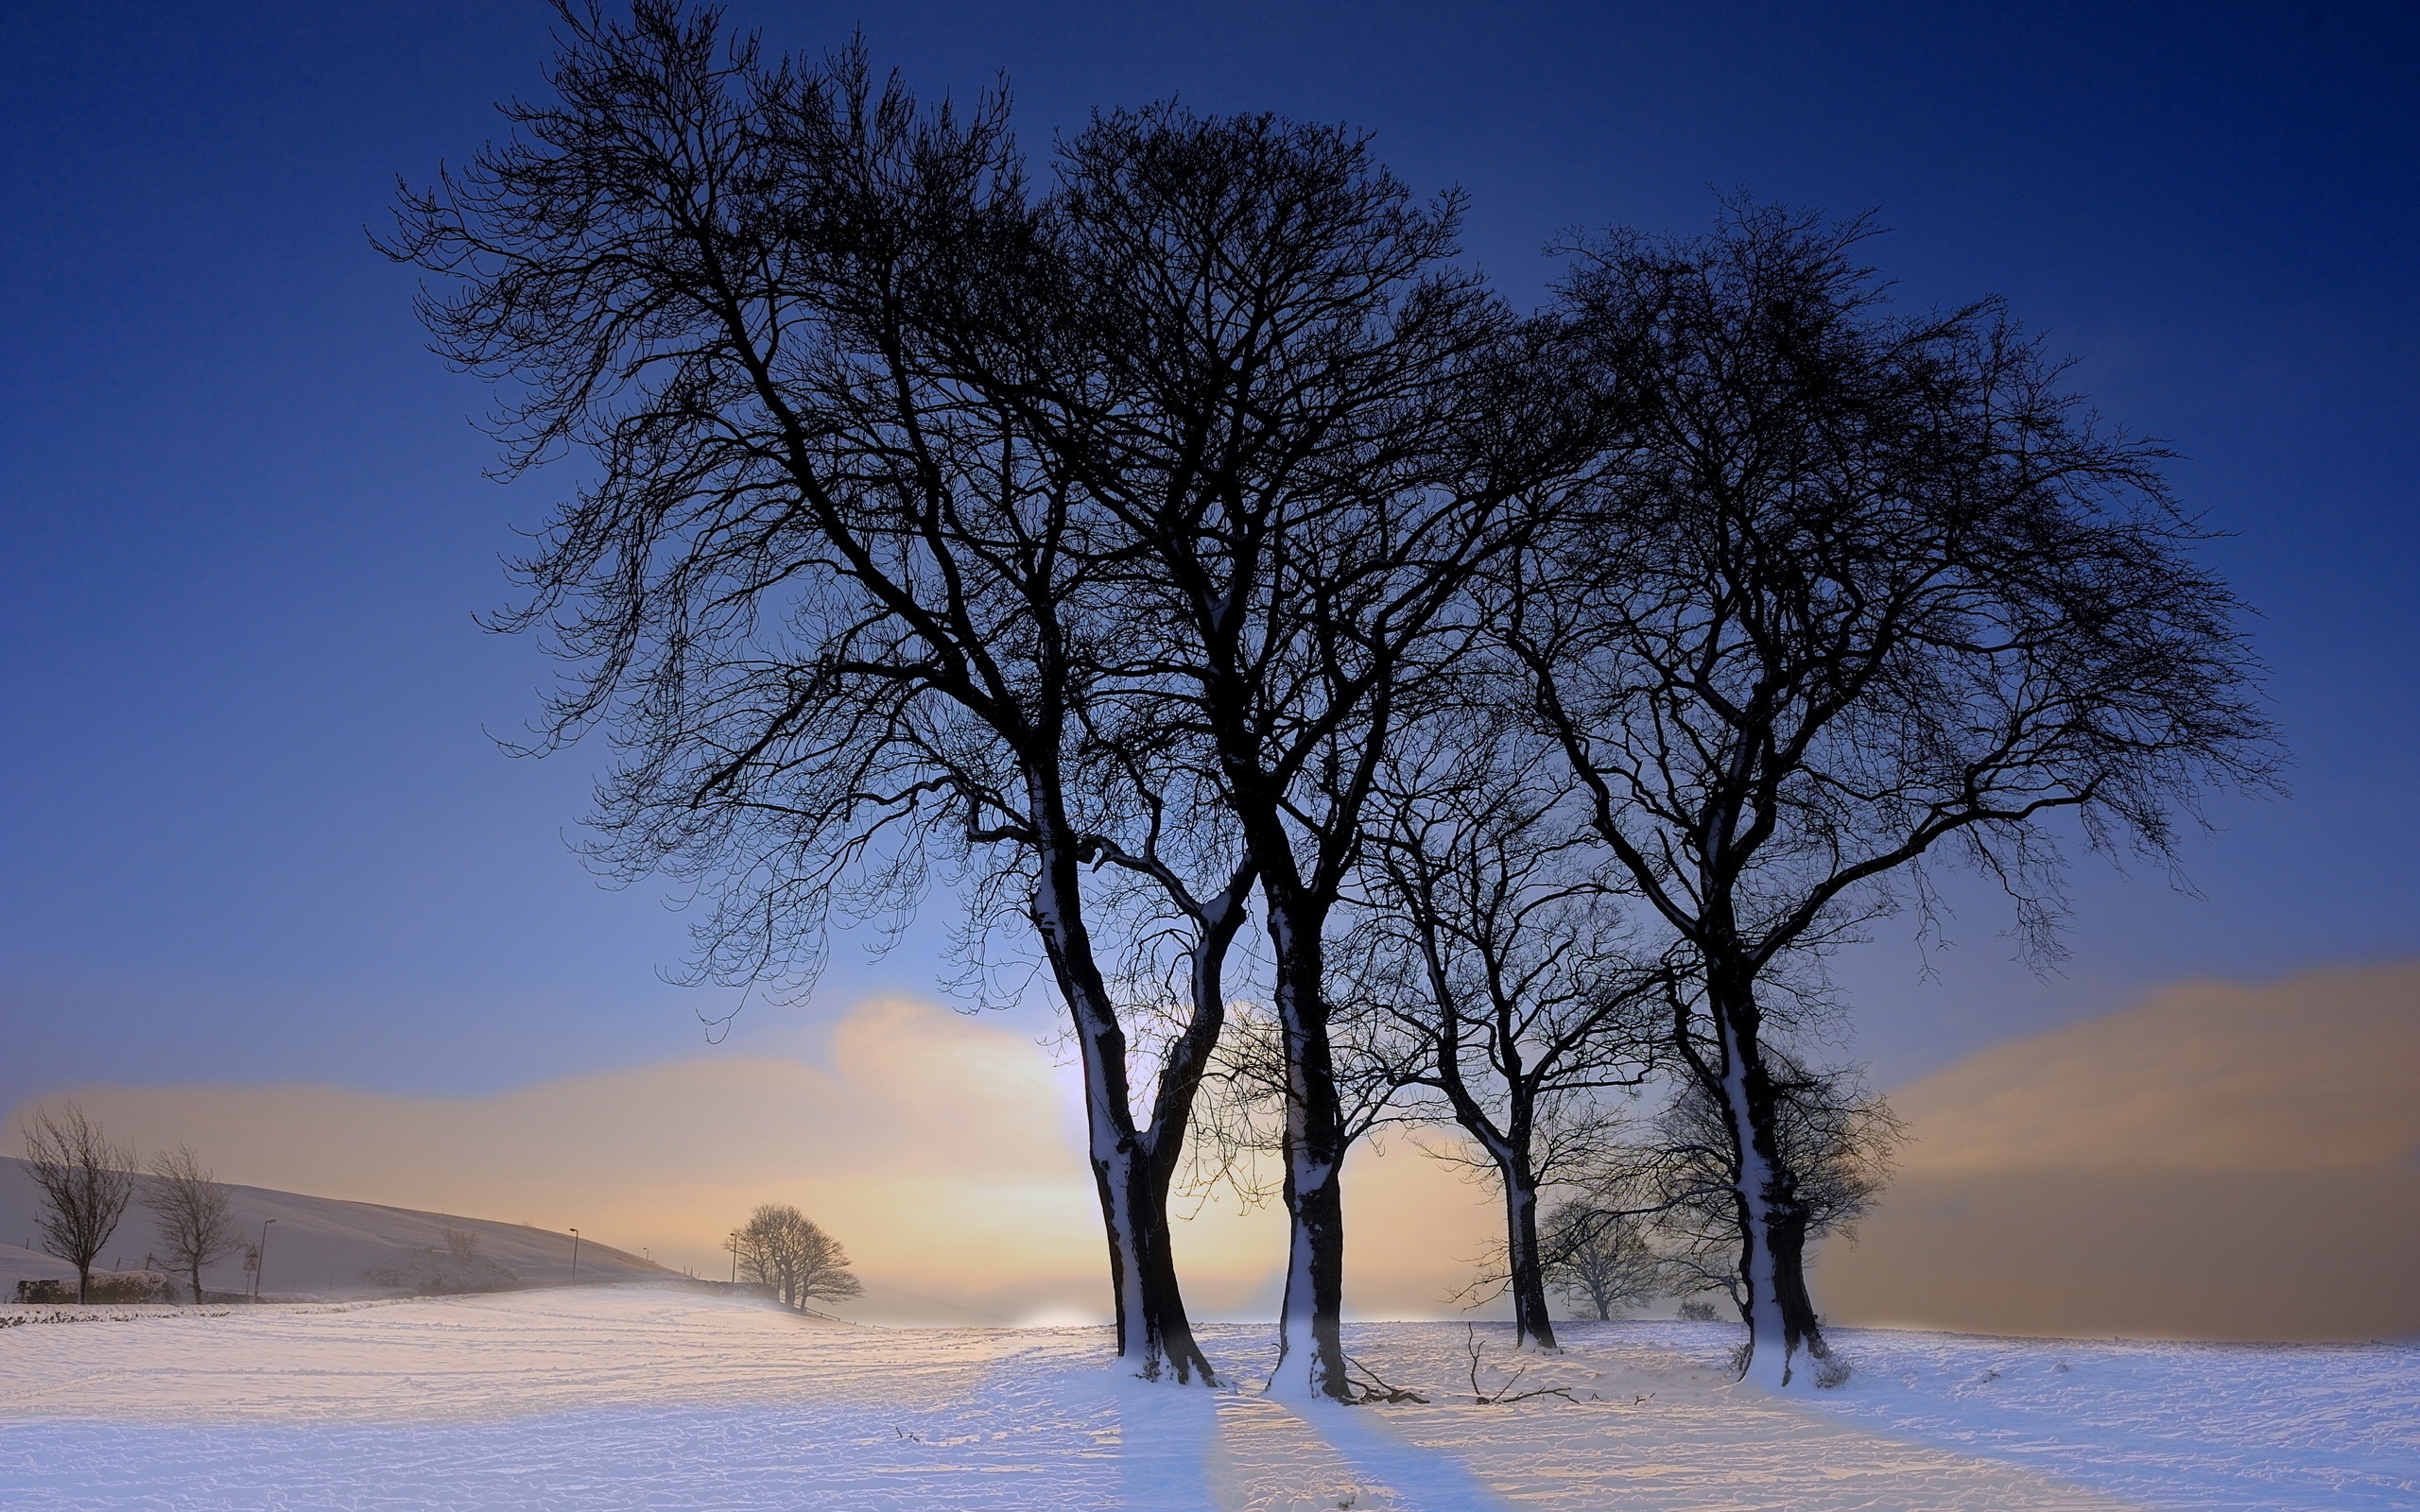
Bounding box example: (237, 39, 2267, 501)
(144, 1145, 238, 1305)
(1508, 204, 2279, 1385)
(387, 5, 1236, 1383)
(1537, 1202, 1662, 1321)
(1346, 721, 1668, 1349)
(946, 106, 1592, 1398)
(21, 1104, 137, 1304)
(734, 1203, 861, 1309)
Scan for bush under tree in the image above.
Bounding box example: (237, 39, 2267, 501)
(1602, 1049, 1903, 1331)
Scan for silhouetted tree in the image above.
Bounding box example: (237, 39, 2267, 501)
(144, 1145, 237, 1305)
(21, 1104, 136, 1305)
(1509, 204, 2279, 1385)
(1346, 721, 1667, 1349)
(942, 107, 1591, 1398)
(387, 4, 1236, 1383)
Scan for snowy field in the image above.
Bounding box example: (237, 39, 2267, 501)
(3, 1286, 2412, 1510)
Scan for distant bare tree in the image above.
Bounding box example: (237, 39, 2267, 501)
(1346, 720, 1668, 1349)
(144, 1145, 237, 1305)
(733, 1204, 862, 1310)
(21, 1104, 136, 1304)
(440, 1227, 482, 1264)
(1538, 1201, 1663, 1321)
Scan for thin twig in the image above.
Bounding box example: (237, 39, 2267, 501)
(1342, 1353, 1429, 1404)
(1464, 1323, 1579, 1405)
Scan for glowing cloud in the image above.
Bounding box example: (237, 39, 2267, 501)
(3, 996, 1502, 1325)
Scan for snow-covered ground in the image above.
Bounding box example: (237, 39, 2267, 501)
(2, 1286, 2411, 1510)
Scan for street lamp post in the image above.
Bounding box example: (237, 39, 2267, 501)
(568, 1228, 580, 1284)
(251, 1218, 276, 1302)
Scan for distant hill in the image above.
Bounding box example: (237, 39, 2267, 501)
(0, 1157, 678, 1299)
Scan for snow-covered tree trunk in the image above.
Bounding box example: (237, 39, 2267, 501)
(1031, 824, 1216, 1384)
(1264, 901, 1354, 1401)
(1709, 986, 1826, 1389)
(1131, 876, 1254, 1386)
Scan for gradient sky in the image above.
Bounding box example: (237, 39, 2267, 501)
(5, 1, 2416, 1126)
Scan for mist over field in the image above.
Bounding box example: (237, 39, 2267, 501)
(13, 962, 2414, 1342)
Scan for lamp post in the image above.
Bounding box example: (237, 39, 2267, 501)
(568, 1228, 580, 1284)
(251, 1218, 276, 1301)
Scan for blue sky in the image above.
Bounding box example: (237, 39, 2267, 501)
(4, 0, 2415, 1114)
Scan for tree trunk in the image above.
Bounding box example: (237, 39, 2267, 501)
(77, 1264, 91, 1306)
(1122, 1189, 1213, 1382)
(1129, 873, 1254, 1388)
(1499, 1162, 1559, 1350)
(1031, 832, 1218, 1385)
(1264, 897, 1353, 1401)
(1707, 977, 1827, 1389)
(1055, 966, 1206, 1383)
(189, 1264, 204, 1306)
(1273, 1134, 1348, 1399)
(1767, 1198, 1822, 1363)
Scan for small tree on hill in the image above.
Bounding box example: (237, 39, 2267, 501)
(21, 1104, 136, 1304)
(733, 1204, 862, 1310)
(145, 1145, 237, 1304)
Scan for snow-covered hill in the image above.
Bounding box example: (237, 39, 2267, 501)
(3, 1285, 2411, 1509)
(0, 1157, 677, 1298)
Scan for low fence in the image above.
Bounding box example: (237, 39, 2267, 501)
(15, 1272, 171, 1304)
